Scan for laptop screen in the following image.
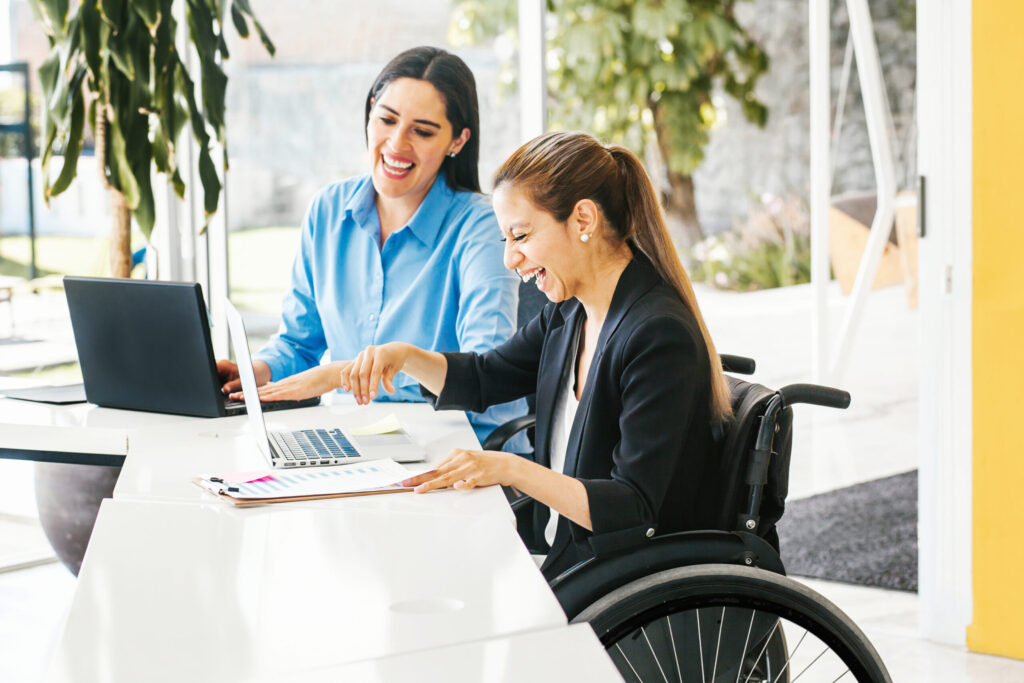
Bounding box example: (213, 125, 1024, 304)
(223, 300, 275, 463)
(63, 276, 225, 417)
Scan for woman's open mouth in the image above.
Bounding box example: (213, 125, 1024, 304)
(381, 153, 415, 179)
(519, 267, 547, 291)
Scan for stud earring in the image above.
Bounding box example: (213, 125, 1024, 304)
(580, 234, 590, 243)
(448, 152, 457, 158)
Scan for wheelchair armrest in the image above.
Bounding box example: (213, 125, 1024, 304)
(721, 354, 756, 375)
(482, 414, 537, 451)
(779, 383, 851, 409)
(549, 530, 785, 620)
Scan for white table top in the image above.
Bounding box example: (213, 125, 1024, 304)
(114, 402, 515, 522)
(0, 376, 201, 457)
(46, 498, 567, 683)
(242, 624, 623, 682)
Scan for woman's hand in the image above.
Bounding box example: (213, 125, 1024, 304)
(400, 448, 520, 493)
(229, 361, 348, 402)
(217, 359, 272, 394)
(342, 342, 412, 405)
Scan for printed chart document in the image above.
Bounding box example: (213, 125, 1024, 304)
(194, 459, 415, 506)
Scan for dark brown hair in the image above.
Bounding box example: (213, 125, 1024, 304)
(494, 131, 731, 421)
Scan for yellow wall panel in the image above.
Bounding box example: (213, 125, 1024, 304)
(968, 0, 1024, 660)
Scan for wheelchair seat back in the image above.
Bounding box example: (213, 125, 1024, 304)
(703, 376, 794, 551)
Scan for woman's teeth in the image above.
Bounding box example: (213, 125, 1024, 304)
(382, 155, 413, 174)
(520, 268, 546, 287)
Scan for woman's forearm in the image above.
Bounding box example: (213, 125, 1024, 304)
(507, 457, 592, 531)
(399, 344, 448, 396)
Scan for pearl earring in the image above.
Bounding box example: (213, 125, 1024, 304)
(448, 152, 457, 158)
(580, 234, 590, 243)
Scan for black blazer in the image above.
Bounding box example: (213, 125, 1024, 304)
(424, 253, 716, 579)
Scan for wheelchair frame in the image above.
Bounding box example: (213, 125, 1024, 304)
(484, 354, 892, 682)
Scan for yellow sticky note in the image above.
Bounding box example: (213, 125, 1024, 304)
(349, 413, 403, 436)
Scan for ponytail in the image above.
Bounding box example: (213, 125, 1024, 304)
(494, 131, 732, 423)
(607, 147, 732, 422)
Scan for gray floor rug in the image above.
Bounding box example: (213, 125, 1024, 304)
(776, 469, 918, 592)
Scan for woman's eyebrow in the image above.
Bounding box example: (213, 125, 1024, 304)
(379, 104, 442, 130)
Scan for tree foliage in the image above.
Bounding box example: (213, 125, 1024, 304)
(32, 0, 274, 239)
(450, 0, 770, 243)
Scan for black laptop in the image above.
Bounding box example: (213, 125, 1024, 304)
(63, 276, 319, 418)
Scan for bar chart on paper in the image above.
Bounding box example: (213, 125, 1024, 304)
(194, 458, 415, 504)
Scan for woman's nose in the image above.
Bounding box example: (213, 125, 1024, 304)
(503, 241, 521, 271)
(388, 126, 412, 151)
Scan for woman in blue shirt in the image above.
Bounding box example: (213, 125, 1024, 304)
(218, 46, 526, 443)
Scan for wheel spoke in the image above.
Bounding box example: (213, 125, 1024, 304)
(594, 568, 887, 683)
(711, 606, 725, 683)
(667, 615, 682, 683)
(790, 645, 831, 682)
(641, 626, 670, 683)
(697, 608, 706, 683)
(735, 611, 756, 683)
(743, 619, 780, 683)
(616, 642, 644, 683)
(771, 628, 808, 683)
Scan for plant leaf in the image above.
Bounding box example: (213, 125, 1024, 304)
(30, 0, 70, 38)
(106, 32, 136, 79)
(232, 0, 274, 55)
(198, 145, 221, 220)
(99, 0, 125, 31)
(133, 0, 160, 31)
(49, 88, 86, 197)
(109, 134, 140, 208)
(132, 152, 156, 238)
(201, 58, 228, 135)
(229, 4, 248, 38)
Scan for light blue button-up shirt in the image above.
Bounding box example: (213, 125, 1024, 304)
(255, 173, 528, 448)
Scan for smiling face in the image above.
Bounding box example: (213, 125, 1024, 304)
(493, 185, 589, 302)
(366, 77, 470, 205)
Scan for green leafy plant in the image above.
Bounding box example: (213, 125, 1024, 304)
(450, 0, 769, 246)
(689, 193, 811, 291)
(31, 0, 274, 277)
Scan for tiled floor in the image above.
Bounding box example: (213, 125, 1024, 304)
(805, 579, 1024, 681)
(2, 281, 1020, 681)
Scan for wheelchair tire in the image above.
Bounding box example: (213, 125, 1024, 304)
(572, 564, 892, 683)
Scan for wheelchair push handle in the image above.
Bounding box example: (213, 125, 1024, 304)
(720, 354, 756, 375)
(779, 383, 851, 410)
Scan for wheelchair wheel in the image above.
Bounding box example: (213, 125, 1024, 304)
(572, 564, 891, 683)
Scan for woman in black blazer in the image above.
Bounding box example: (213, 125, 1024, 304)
(342, 131, 733, 579)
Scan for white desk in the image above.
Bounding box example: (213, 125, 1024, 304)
(0, 378, 201, 466)
(46, 499, 567, 683)
(243, 624, 624, 682)
(114, 402, 515, 522)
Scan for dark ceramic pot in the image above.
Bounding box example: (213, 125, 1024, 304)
(34, 462, 122, 576)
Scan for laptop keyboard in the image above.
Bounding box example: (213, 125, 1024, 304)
(270, 428, 360, 467)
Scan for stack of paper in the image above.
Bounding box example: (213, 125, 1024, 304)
(194, 458, 414, 506)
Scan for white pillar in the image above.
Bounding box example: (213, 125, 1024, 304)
(916, 0, 973, 646)
(809, 0, 831, 383)
(517, 0, 546, 143)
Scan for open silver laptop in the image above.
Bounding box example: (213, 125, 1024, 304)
(224, 300, 426, 468)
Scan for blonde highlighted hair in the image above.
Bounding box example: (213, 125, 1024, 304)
(494, 131, 732, 422)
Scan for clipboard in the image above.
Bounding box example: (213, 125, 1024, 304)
(193, 459, 416, 506)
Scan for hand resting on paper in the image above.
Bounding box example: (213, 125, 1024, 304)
(400, 448, 519, 493)
(401, 447, 594, 532)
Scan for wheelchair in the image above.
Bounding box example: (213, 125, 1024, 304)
(483, 354, 893, 683)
